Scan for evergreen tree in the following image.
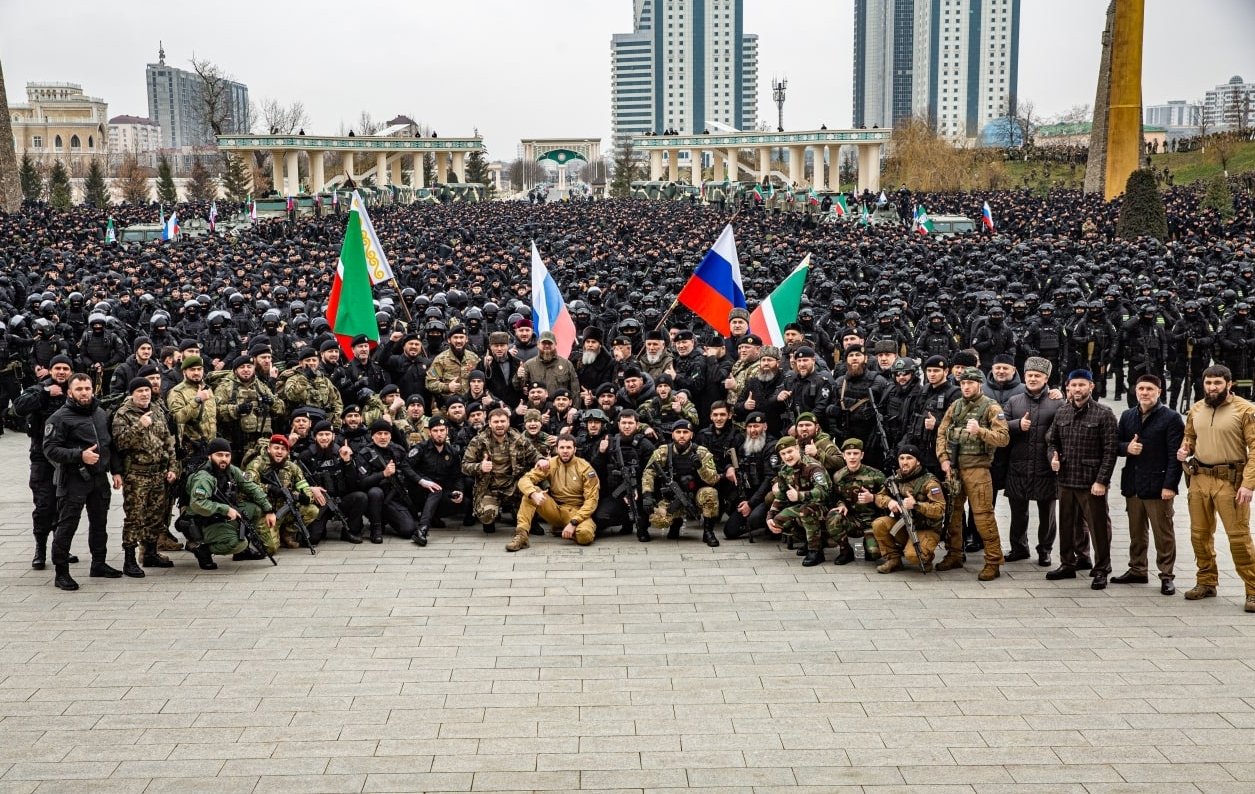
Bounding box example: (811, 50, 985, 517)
(156, 154, 179, 205)
(48, 160, 72, 210)
(1116, 168, 1168, 242)
(186, 158, 218, 202)
(83, 159, 110, 208)
(19, 153, 42, 201)
(1201, 174, 1235, 221)
(118, 155, 151, 205)
(610, 142, 641, 198)
(423, 154, 436, 188)
(220, 153, 251, 202)
(464, 150, 493, 198)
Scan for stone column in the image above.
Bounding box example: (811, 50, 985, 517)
(857, 143, 882, 194)
(726, 148, 739, 182)
(712, 151, 725, 182)
(758, 147, 771, 181)
(375, 152, 389, 187)
(343, 148, 356, 181)
(310, 151, 325, 194)
(284, 150, 300, 196)
(788, 145, 805, 187)
(690, 150, 702, 186)
(271, 151, 284, 194)
(815, 145, 829, 191)
(667, 150, 680, 182)
(649, 149, 664, 181)
(411, 153, 425, 188)
(436, 152, 449, 184)
(390, 157, 402, 187)
(452, 151, 466, 183)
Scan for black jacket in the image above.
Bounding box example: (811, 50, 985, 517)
(42, 397, 121, 494)
(1117, 403, 1185, 499)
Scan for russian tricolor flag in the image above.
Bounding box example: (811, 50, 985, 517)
(162, 211, 180, 241)
(676, 224, 746, 336)
(982, 201, 995, 232)
(530, 241, 576, 358)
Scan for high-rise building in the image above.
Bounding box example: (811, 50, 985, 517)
(854, 0, 1020, 143)
(107, 115, 162, 165)
(146, 44, 249, 148)
(1144, 100, 1201, 141)
(610, 0, 759, 154)
(1203, 75, 1254, 133)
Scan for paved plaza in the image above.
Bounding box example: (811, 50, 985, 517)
(2, 413, 1255, 794)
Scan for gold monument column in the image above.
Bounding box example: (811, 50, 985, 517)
(1085, 0, 1146, 201)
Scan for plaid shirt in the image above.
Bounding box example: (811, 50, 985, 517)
(1046, 398, 1118, 489)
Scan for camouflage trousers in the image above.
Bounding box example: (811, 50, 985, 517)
(825, 510, 875, 547)
(121, 471, 173, 549)
(873, 515, 941, 568)
(200, 501, 262, 557)
(259, 503, 319, 553)
(648, 486, 719, 529)
(516, 494, 596, 545)
(472, 484, 520, 526)
(771, 503, 828, 550)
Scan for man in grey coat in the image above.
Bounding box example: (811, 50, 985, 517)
(1004, 357, 1064, 567)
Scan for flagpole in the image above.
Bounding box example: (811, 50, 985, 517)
(653, 298, 681, 332)
(391, 277, 415, 326)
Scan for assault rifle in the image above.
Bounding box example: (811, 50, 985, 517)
(868, 382, 893, 462)
(663, 444, 701, 520)
(262, 469, 316, 555)
(885, 476, 927, 574)
(612, 438, 642, 532)
(727, 447, 753, 543)
(293, 457, 354, 533)
(211, 481, 277, 566)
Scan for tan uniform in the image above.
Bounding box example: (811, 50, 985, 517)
(1183, 395, 1255, 594)
(427, 348, 481, 397)
(515, 455, 600, 546)
(936, 394, 1010, 570)
(872, 467, 948, 569)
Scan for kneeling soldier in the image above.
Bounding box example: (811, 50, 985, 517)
(508, 434, 599, 551)
(641, 420, 722, 546)
(873, 445, 948, 573)
(185, 438, 276, 569)
(766, 435, 833, 566)
(826, 438, 887, 564)
(244, 434, 322, 552)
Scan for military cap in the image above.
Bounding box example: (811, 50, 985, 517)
(319, 339, 340, 353)
(759, 346, 781, 360)
(368, 419, 392, 434)
(959, 367, 985, 383)
(231, 355, 253, 369)
(380, 384, 399, 397)
(776, 436, 798, 451)
(745, 411, 767, 424)
(538, 330, 557, 344)
(351, 334, 370, 347)
(268, 433, 291, 449)
(179, 339, 200, 352)
(889, 357, 916, 374)
(795, 412, 818, 424)
(671, 419, 693, 431)
(729, 307, 751, 322)
(49, 354, 74, 369)
(137, 363, 160, 377)
(596, 382, 617, 396)
(524, 408, 542, 423)
(180, 355, 204, 371)
(740, 333, 763, 346)
(206, 438, 232, 455)
(794, 346, 817, 359)
(897, 443, 923, 461)
(528, 380, 547, 391)
(312, 420, 334, 434)
(406, 394, 425, 406)
(342, 404, 361, 417)
(298, 347, 319, 361)
(248, 343, 272, 357)
(645, 329, 665, 341)
(923, 355, 948, 370)
(127, 377, 151, 394)
(427, 416, 448, 428)
(612, 335, 631, 346)
(841, 438, 864, 451)
(674, 329, 694, 342)
(843, 344, 865, 358)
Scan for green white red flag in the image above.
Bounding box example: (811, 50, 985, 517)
(326, 194, 380, 357)
(748, 255, 812, 347)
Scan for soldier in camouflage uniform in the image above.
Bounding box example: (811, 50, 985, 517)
(185, 438, 275, 570)
(165, 354, 217, 460)
(461, 407, 543, 534)
(396, 395, 430, 447)
(766, 435, 833, 566)
(725, 335, 763, 406)
(243, 435, 321, 552)
(281, 347, 344, 431)
(427, 326, 481, 399)
(641, 420, 722, 546)
(214, 354, 282, 464)
(826, 438, 888, 564)
(872, 445, 948, 573)
(792, 412, 843, 472)
(112, 377, 180, 577)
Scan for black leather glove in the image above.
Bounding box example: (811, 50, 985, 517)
(238, 401, 254, 416)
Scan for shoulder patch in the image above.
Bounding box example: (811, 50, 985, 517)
(995, 413, 1006, 420)
(585, 470, 597, 479)
(44, 422, 53, 437)
(929, 487, 942, 495)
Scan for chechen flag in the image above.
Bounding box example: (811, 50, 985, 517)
(325, 201, 379, 358)
(530, 241, 576, 358)
(832, 195, 848, 217)
(349, 191, 394, 284)
(749, 255, 811, 347)
(676, 223, 746, 336)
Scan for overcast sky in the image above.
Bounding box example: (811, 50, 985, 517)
(3, 0, 1251, 159)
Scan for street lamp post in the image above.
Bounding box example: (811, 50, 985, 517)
(771, 77, 787, 180)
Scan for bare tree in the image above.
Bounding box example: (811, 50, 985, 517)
(577, 158, 610, 186)
(508, 159, 549, 191)
(356, 111, 381, 137)
(261, 98, 309, 135)
(189, 56, 237, 143)
(1196, 96, 1211, 142)
(1053, 103, 1093, 125)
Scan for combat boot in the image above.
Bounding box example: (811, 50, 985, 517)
(935, 554, 965, 572)
(31, 534, 48, 570)
(54, 563, 79, 591)
(1184, 584, 1217, 600)
(702, 518, 720, 547)
(876, 556, 903, 574)
(142, 541, 174, 568)
(157, 531, 183, 552)
(122, 547, 145, 578)
(370, 526, 383, 544)
(1246, 596, 1255, 613)
(636, 526, 652, 543)
(482, 521, 496, 535)
(978, 564, 1001, 581)
(505, 530, 530, 552)
(195, 545, 218, 570)
(667, 516, 682, 540)
(340, 528, 363, 544)
(90, 560, 123, 578)
(832, 542, 855, 565)
(802, 549, 825, 567)
(412, 525, 429, 547)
